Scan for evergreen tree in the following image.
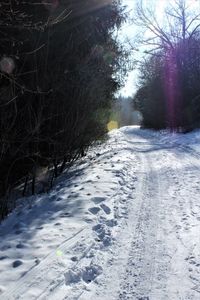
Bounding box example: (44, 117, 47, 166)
(0, 0, 127, 218)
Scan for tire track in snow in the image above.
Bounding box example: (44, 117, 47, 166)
(102, 141, 200, 300)
(118, 151, 162, 300)
(146, 147, 200, 300)
(164, 148, 200, 299)
(80, 135, 200, 300)
(70, 136, 200, 300)
(132, 146, 200, 300)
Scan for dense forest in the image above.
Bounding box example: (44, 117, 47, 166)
(0, 0, 127, 218)
(133, 0, 200, 131)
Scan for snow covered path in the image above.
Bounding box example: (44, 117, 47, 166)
(1, 127, 200, 299)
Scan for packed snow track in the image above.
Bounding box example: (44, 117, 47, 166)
(1, 127, 200, 300)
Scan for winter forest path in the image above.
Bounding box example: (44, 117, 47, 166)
(1, 127, 200, 300)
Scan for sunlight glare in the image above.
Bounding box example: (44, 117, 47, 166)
(107, 120, 118, 131)
(56, 250, 63, 257)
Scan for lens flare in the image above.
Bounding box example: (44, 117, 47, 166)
(107, 120, 118, 131)
(56, 250, 63, 257)
(0, 57, 15, 74)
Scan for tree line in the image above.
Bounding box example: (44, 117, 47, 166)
(133, 0, 200, 131)
(0, 0, 127, 218)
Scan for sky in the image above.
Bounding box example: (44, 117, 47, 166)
(119, 0, 200, 97)
(118, 0, 137, 97)
(119, 0, 169, 97)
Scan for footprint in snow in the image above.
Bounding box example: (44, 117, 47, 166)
(82, 265, 103, 283)
(88, 207, 100, 215)
(100, 203, 111, 215)
(184, 227, 190, 231)
(36, 226, 44, 230)
(1, 244, 11, 251)
(60, 212, 72, 218)
(196, 263, 200, 267)
(54, 222, 61, 226)
(92, 224, 112, 246)
(84, 218, 93, 224)
(64, 264, 102, 285)
(185, 256, 195, 261)
(0, 256, 8, 261)
(68, 193, 79, 198)
(12, 260, 23, 268)
(192, 211, 197, 216)
(86, 180, 93, 184)
(91, 197, 105, 204)
(106, 219, 117, 227)
(71, 256, 78, 262)
(175, 225, 182, 230)
(15, 230, 23, 235)
(56, 197, 62, 202)
(35, 258, 40, 265)
(16, 243, 26, 249)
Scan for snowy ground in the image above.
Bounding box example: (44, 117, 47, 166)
(1, 126, 200, 300)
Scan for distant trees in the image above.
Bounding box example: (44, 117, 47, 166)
(134, 54, 166, 129)
(0, 0, 127, 218)
(112, 96, 142, 126)
(132, 0, 200, 130)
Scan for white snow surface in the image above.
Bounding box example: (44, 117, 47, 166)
(1, 126, 200, 299)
